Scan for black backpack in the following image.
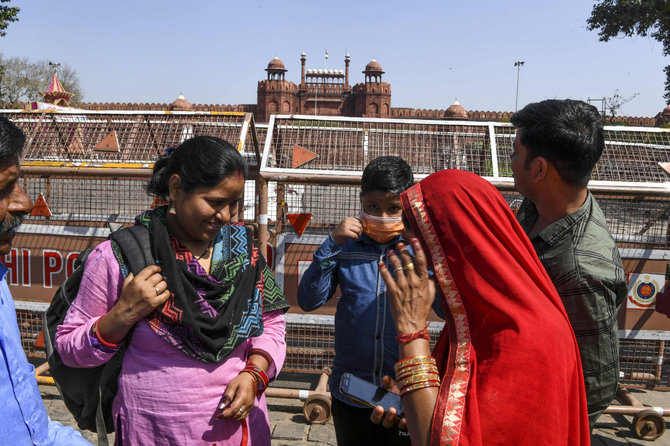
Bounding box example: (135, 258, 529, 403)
(43, 226, 154, 444)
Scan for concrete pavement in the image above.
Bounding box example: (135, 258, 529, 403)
(40, 382, 668, 445)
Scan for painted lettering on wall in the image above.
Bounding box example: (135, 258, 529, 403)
(0, 249, 80, 288)
(43, 250, 63, 288)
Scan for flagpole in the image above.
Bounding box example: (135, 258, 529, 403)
(316, 49, 328, 116)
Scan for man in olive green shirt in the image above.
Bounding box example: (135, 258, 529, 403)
(510, 99, 627, 430)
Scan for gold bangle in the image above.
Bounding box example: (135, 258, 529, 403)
(397, 372, 441, 388)
(399, 379, 439, 392)
(396, 364, 439, 381)
(396, 370, 439, 384)
(400, 380, 441, 397)
(395, 361, 437, 377)
(395, 368, 439, 381)
(394, 355, 436, 374)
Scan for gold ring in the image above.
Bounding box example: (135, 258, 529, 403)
(393, 266, 404, 273)
(403, 263, 415, 271)
(155, 286, 161, 296)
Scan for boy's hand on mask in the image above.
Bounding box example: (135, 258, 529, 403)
(332, 217, 363, 246)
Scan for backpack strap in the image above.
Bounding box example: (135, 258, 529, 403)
(43, 312, 55, 360)
(110, 226, 154, 275)
(95, 390, 109, 446)
(92, 225, 153, 444)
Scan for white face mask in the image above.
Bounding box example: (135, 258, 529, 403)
(359, 211, 403, 224)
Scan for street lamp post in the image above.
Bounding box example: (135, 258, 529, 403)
(514, 61, 524, 112)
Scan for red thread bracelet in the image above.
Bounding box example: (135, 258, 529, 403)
(395, 325, 430, 343)
(92, 318, 122, 349)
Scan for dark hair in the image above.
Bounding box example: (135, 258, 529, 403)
(510, 99, 604, 188)
(146, 136, 248, 198)
(0, 116, 26, 161)
(361, 156, 414, 195)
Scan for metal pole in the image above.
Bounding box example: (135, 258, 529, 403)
(514, 61, 524, 112)
(258, 175, 269, 259)
(0, 65, 4, 103)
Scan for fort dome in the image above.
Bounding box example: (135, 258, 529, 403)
(445, 100, 468, 120)
(169, 93, 192, 111)
(364, 59, 383, 73)
(267, 57, 286, 72)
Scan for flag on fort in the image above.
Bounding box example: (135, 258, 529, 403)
(325, 50, 328, 59)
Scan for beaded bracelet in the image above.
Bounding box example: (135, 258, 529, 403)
(91, 318, 122, 349)
(395, 325, 430, 344)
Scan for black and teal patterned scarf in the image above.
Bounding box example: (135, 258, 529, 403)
(111, 206, 289, 363)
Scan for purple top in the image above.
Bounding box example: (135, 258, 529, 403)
(55, 241, 287, 446)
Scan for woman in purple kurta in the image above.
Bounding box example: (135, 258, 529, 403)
(55, 137, 289, 445)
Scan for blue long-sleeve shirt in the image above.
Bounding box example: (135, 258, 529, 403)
(0, 263, 91, 446)
(298, 234, 442, 405)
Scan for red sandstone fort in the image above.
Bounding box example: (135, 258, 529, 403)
(15, 53, 670, 126)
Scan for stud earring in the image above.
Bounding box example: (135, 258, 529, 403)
(168, 201, 177, 215)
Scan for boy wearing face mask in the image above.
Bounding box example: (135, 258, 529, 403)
(298, 156, 440, 446)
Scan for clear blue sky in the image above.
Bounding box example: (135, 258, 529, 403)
(2, 0, 667, 117)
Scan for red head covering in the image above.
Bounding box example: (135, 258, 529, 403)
(401, 170, 589, 445)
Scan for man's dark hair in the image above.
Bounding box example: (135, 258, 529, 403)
(361, 156, 414, 195)
(511, 99, 604, 188)
(0, 116, 26, 161)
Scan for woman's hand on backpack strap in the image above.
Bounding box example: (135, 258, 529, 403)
(118, 265, 170, 322)
(100, 265, 170, 343)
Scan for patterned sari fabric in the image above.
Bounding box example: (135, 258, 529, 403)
(112, 206, 289, 363)
(400, 170, 590, 446)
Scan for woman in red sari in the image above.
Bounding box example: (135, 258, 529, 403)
(378, 169, 590, 445)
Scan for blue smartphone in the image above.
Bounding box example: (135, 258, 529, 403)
(340, 372, 404, 417)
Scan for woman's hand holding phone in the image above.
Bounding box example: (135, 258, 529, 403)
(369, 376, 407, 429)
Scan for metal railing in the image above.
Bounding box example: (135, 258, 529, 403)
(2, 111, 669, 384)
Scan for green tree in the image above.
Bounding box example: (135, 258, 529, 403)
(587, 0, 670, 104)
(0, 0, 19, 37)
(0, 53, 83, 104)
